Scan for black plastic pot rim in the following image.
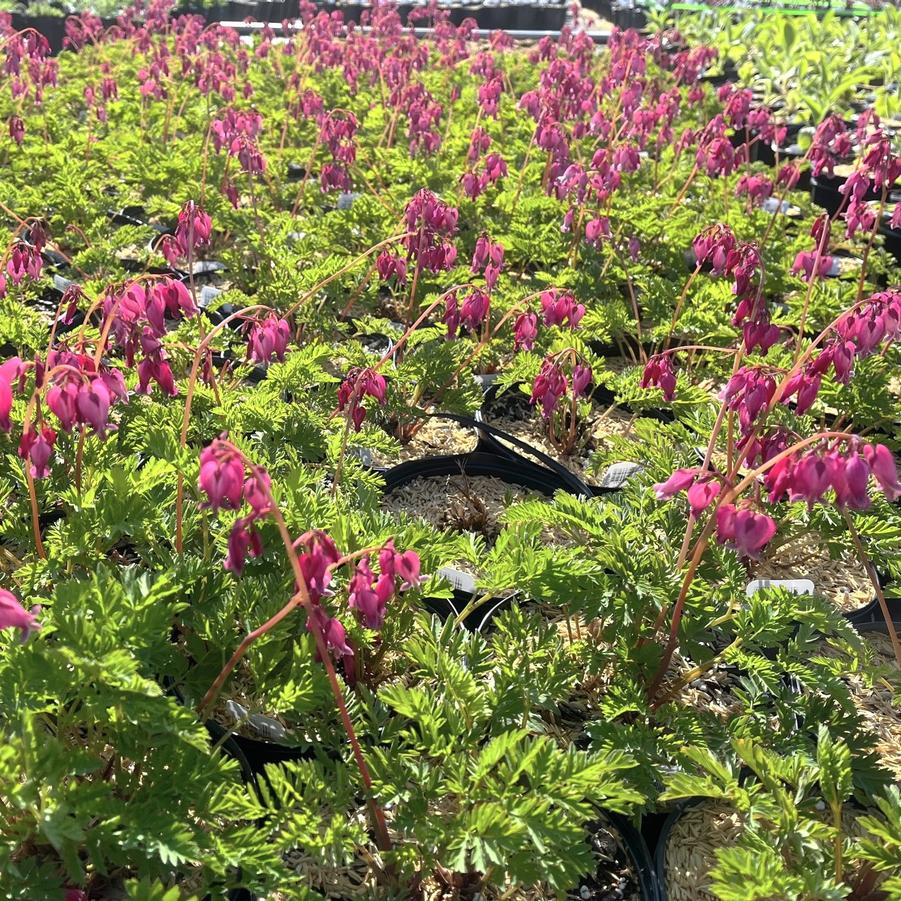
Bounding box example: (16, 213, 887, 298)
(653, 797, 706, 901)
(475, 383, 662, 491)
(596, 811, 661, 901)
(402, 414, 594, 498)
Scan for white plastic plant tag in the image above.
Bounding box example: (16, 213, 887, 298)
(438, 566, 477, 596)
(760, 197, 796, 215)
(596, 461, 643, 489)
(746, 578, 814, 597)
(248, 714, 288, 742)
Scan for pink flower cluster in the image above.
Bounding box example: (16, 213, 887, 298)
(337, 366, 387, 431)
(319, 111, 357, 192)
(530, 355, 592, 418)
(470, 234, 503, 291)
(348, 540, 421, 630)
(43, 349, 128, 439)
(376, 250, 408, 285)
(101, 277, 197, 396)
(5, 242, 42, 287)
(403, 189, 458, 273)
(540, 289, 584, 329)
(639, 353, 677, 401)
(654, 468, 776, 557)
(246, 314, 291, 365)
(809, 115, 853, 179)
(161, 201, 212, 266)
(780, 289, 901, 415)
(693, 225, 777, 355)
(765, 441, 901, 509)
(199, 438, 272, 575)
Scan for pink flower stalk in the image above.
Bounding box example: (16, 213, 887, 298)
(513, 311, 539, 351)
(247, 315, 291, 364)
(199, 438, 245, 510)
(337, 367, 388, 431)
(0, 589, 40, 642)
(640, 354, 677, 402)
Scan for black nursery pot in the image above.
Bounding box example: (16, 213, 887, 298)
(653, 799, 705, 901)
(577, 813, 660, 901)
(381, 449, 589, 631)
(476, 384, 664, 496)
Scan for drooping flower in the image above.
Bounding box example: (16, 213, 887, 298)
(686, 478, 721, 515)
(198, 438, 245, 510)
(530, 358, 568, 418)
(540, 290, 584, 329)
(654, 467, 699, 500)
(8, 115, 24, 145)
(513, 311, 538, 351)
(224, 516, 263, 576)
(297, 530, 341, 601)
(572, 364, 592, 398)
(0, 589, 40, 642)
(716, 504, 776, 558)
(337, 367, 388, 431)
(640, 354, 677, 402)
(864, 444, 901, 501)
(247, 315, 291, 364)
(18, 425, 56, 479)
